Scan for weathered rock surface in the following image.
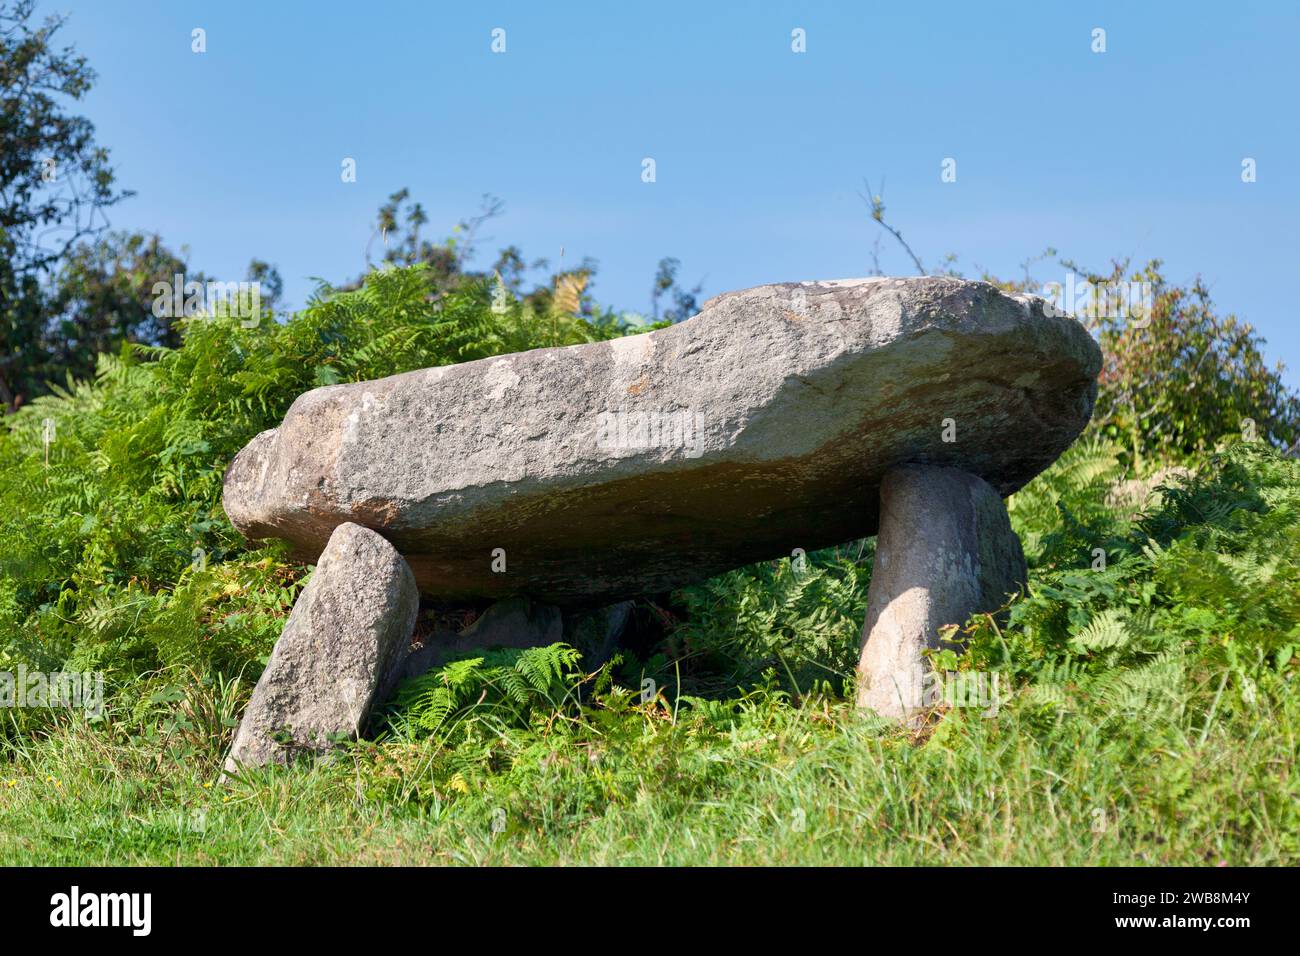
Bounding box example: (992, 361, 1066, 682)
(224, 276, 1100, 606)
(856, 465, 1027, 720)
(225, 522, 418, 771)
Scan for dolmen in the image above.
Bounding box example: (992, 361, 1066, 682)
(222, 276, 1101, 769)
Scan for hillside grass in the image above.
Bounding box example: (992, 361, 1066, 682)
(1, 266, 1297, 865)
(3, 673, 1294, 866)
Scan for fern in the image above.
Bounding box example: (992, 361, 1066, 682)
(385, 643, 584, 743)
(1068, 608, 1132, 655)
(0, 262, 625, 705)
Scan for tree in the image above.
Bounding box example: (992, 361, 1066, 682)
(352, 189, 693, 334)
(491, 245, 549, 296)
(650, 257, 703, 323)
(1069, 258, 1300, 462)
(363, 189, 505, 288)
(245, 258, 283, 313)
(1, 0, 128, 412)
(42, 231, 199, 385)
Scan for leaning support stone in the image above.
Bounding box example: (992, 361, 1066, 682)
(224, 522, 418, 773)
(856, 465, 1026, 721)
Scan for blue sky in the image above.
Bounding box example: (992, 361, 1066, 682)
(46, 0, 1300, 386)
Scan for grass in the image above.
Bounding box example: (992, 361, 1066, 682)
(2, 645, 1295, 866)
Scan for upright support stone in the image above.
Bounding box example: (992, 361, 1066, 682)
(225, 522, 418, 773)
(856, 465, 1026, 721)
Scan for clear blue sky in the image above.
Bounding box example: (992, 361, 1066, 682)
(46, 0, 1300, 386)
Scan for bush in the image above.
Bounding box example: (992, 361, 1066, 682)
(988, 258, 1300, 466)
(961, 441, 1300, 735)
(0, 265, 637, 703)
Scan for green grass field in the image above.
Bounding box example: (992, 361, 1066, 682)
(2, 659, 1295, 866)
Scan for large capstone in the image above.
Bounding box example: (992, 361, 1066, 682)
(223, 277, 1100, 606)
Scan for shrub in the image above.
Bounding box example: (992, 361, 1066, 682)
(0, 265, 636, 701)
